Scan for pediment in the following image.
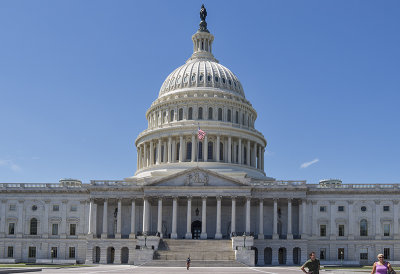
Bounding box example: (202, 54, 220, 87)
(147, 167, 250, 187)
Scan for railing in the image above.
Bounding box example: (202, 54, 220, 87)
(311, 184, 400, 189)
(0, 183, 82, 189)
(90, 180, 126, 186)
(253, 180, 307, 187)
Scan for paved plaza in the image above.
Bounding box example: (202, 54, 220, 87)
(0, 265, 369, 274)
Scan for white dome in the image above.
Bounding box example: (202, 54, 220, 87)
(158, 60, 245, 99)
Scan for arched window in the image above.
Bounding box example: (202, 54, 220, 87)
(161, 145, 165, 162)
(30, 218, 38, 235)
(244, 147, 247, 165)
(208, 107, 213, 120)
(242, 113, 245, 125)
(208, 142, 213, 160)
(198, 142, 203, 160)
(186, 142, 192, 160)
(198, 107, 203, 120)
(218, 108, 222, 121)
(360, 219, 368, 236)
(178, 108, 183, 121)
(227, 109, 231, 122)
(220, 142, 224, 161)
(235, 111, 239, 124)
(188, 107, 193, 120)
(163, 111, 166, 123)
(154, 148, 157, 164)
(170, 110, 174, 122)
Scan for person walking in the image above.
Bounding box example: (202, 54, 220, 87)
(371, 253, 395, 274)
(186, 256, 191, 270)
(301, 252, 320, 274)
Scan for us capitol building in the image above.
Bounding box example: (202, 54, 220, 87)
(1, 6, 399, 267)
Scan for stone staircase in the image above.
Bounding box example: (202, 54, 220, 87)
(144, 239, 244, 267)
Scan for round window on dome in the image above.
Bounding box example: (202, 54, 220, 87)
(361, 206, 367, 212)
(32, 205, 37, 211)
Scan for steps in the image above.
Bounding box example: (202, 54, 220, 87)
(146, 239, 242, 267)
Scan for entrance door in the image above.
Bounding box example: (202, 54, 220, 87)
(191, 220, 201, 239)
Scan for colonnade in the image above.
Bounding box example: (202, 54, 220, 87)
(88, 197, 302, 240)
(136, 134, 265, 171)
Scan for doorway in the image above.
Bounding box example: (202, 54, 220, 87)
(191, 220, 201, 239)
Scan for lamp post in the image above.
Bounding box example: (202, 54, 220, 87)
(243, 233, 246, 248)
(51, 249, 54, 264)
(340, 250, 343, 266)
(144, 233, 147, 248)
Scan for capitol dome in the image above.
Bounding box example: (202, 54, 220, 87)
(132, 6, 268, 181)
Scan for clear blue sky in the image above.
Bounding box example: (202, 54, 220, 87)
(1, 1, 399, 184)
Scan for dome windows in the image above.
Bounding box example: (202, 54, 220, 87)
(207, 75, 211, 82)
(228, 79, 232, 85)
(199, 74, 204, 82)
(178, 108, 183, 121)
(198, 107, 203, 119)
(222, 78, 226, 84)
(215, 76, 219, 82)
(183, 75, 188, 83)
(191, 74, 196, 82)
(188, 107, 193, 120)
(218, 108, 222, 121)
(208, 107, 213, 120)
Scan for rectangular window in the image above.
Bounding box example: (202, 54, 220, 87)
(70, 224, 76, 236)
(70, 205, 77, 212)
(8, 223, 15, 235)
(69, 247, 76, 258)
(384, 248, 390, 260)
(360, 253, 368, 260)
(53, 205, 59, 211)
(51, 247, 58, 258)
(7, 246, 13, 258)
(338, 248, 344, 260)
(9, 204, 16, 211)
(383, 206, 390, 212)
(28, 247, 36, 258)
(338, 206, 344, 212)
(320, 206, 326, 212)
(320, 225, 326, 237)
(52, 223, 59, 235)
(338, 225, 345, 236)
(320, 248, 326, 260)
(384, 224, 390, 236)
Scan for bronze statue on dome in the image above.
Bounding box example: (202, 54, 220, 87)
(199, 4, 209, 32)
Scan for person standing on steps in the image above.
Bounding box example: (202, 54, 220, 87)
(301, 252, 320, 274)
(186, 255, 191, 270)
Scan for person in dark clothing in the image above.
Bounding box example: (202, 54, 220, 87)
(186, 256, 191, 270)
(301, 252, 320, 274)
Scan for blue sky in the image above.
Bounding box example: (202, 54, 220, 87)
(0, 1, 399, 184)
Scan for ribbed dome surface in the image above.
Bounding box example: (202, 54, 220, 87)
(158, 60, 245, 99)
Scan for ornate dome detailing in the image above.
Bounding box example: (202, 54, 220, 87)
(135, 6, 267, 180)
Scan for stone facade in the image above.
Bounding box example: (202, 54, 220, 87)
(0, 7, 399, 266)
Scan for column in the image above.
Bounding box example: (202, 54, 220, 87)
(0, 200, 6, 236)
(191, 134, 196, 162)
(101, 199, 108, 238)
(137, 146, 141, 169)
(228, 136, 232, 163)
(157, 198, 163, 238)
(246, 197, 251, 234)
(238, 138, 242, 164)
(258, 199, 264, 239)
(375, 200, 381, 239)
(215, 196, 222, 239)
(233, 141, 237, 163)
(273, 198, 278, 239)
(179, 135, 183, 162)
(143, 143, 148, 167)
(171, 197, 178, 239)
(150, 141, 154, 166)
(167, 137, 172, 163)
(231, 197, 236, 236)
(185, 197, 192, 239)
(142, 197, 149, 234)
(130, 199, 136, 238)
(43, 200, 49, 238)
(61, 200, 67, 238)
(252, 143, 257, 167)
(17, 200, 23, 237)
(92, 203, 97, 237)
(116, 199, 122, 238)
(216, 135, 220, 162)
(261, 148, 264, 171)
(329, 200, 335, 239)
(163, 141, 167, 163)
(139, 145, 143, 169)
(157, 139, 161, 164)
(394, 201, 399, 239)
(302, 200, 308, 238)
(203, 135, 208, 162)
(201, 197, 207, 239)
(247, 140, 251, 166)
(287, 198, 293, 239)
(258, 145, 261, 169)
(172, 138, 176, 162)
